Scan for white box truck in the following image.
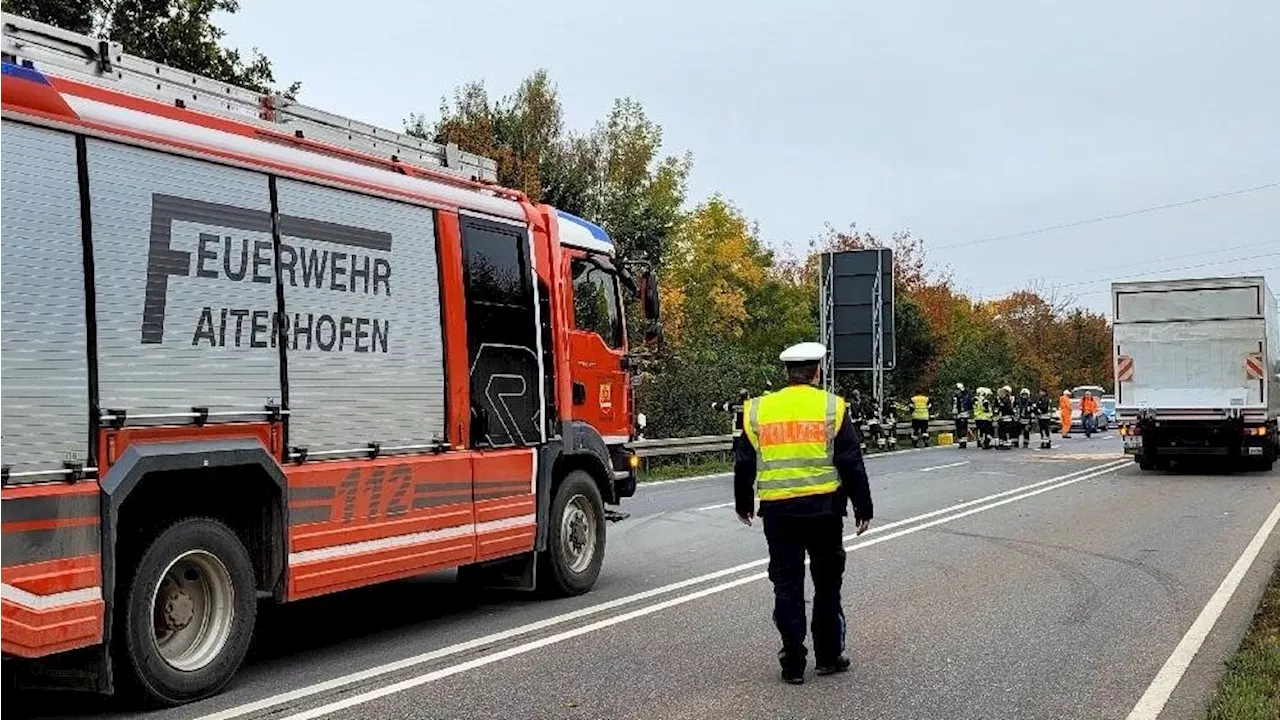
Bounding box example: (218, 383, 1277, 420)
(1113, 276, 1279, 471)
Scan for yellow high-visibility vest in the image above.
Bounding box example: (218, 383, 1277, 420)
(973, 398, 993, 421)
(910, 395, 930, 420)
(743, 385, 844, 502)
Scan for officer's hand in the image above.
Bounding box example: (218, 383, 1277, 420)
(737, 513, 754, 527)
(855, 518, 871, 536)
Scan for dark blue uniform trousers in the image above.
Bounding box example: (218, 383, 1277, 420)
(763, 512, 847, 667)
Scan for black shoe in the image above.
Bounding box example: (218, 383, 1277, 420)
(815, 657, 851, 676)
(781, 667, 805, 684)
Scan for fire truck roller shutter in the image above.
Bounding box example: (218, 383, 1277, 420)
(86, 139, 282, 419)
(1, 122, 92, 474)
(274, 179, 446, 452)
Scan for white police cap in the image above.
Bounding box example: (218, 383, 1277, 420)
(779, 342, 827, 364)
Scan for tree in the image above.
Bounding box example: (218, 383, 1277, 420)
(410, 83, 689, 266)
(2, 0, 91, 32)
(3, 0, 297, 95)
(660, 197, 771, 347)
(411, 72, 564, 199)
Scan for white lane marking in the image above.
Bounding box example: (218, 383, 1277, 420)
(919, 460, 970, 472)
(638, 444, 949, 488)
(695, 501, 736, 512)
(0, 584, 102, 610)
(207, 459, 1128, 720)
(1125, 498, 1280, 720)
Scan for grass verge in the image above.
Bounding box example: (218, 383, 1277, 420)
(638, 454, 732, 483)
(1207, 561, 1280, 720)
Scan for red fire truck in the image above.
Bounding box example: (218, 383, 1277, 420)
(0, 14, 656, 704)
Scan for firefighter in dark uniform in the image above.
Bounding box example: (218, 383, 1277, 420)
(952, 383, 973, 448)
(1016, 388, 1034, 448)
(995, 386, 1017, 449)
(847, 389, 867, 451)
(735, 342, 873, 685)
(1035, 389, 1054, 449)
(714, 389, 750, 442)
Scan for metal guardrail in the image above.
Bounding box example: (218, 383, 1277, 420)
(630, 419, 956, 458)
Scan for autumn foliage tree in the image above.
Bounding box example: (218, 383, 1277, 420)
(393, 69, 1120, 434)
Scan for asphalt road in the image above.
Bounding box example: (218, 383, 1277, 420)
(14, 433, 1280, 720)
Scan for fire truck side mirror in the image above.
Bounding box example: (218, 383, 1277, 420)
(641, 269, 660, 321)
(641, 269, 662, 345)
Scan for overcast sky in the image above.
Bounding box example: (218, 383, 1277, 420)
(220, 0, 1278, 314)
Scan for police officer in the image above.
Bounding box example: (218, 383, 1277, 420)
(909, 392, 932, 447)
(1035, 389, 1054, 449)
(952, 383, 973, 448)
(735, 342, 873, 685)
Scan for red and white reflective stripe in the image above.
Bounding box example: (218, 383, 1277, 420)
(1245, 353, 1265, 380)
(0, 583, 102, 611)
(1117, 355, 1134, 382)
(288, 514, 537, 565)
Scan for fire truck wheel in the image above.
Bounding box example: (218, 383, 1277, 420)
(121, 518, 257, 705)
(541, 471, 606, 596)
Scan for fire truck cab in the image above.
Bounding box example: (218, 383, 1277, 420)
(0, 13, 654, 704)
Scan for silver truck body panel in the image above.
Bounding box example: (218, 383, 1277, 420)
(1113, 277, 1276, 422)
(88, 139, 283, 416)
(0, 122, 91, 472)
(274, 178, 446, 451)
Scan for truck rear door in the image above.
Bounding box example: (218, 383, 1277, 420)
(1114, 283, 1266, 409)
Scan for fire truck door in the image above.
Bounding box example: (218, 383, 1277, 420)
(567, 253, 629, 442)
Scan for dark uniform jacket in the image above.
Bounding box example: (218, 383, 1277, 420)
(734, 384, 874, 522)
(1035, 395, 1053, 416)
(996, 395, 1016, 418)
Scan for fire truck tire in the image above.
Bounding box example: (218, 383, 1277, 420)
(121, 518, 257, 705)
(540, 471, 606, 596)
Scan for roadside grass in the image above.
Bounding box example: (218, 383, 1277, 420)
(1207, 562, 1280, 720)
(637, 453, 731, 483)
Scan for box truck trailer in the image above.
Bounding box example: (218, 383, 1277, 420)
(1113, 276, 1279, 471)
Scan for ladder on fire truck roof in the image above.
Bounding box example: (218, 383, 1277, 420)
(0, 12, 499, 184)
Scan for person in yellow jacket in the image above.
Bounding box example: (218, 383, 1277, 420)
(973, 387, 995, 449)
(909, 393, 932, 447)
(735, 342, 873, 685)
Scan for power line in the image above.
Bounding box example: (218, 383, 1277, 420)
(934, 181, 1280, 252)
(972, 239, 1277, 298)
(1034, 258, 1280, 302)
(974, 249, 1280, 299)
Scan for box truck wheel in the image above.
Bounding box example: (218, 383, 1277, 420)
(120, 518, 256, 705)
(540, 471, 606, 596)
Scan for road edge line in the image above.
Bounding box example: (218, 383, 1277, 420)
(1125, 498, 1280, 720)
